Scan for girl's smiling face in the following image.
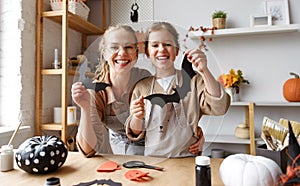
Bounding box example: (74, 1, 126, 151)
(147, 29, 179, 76)
(104, 29, 138, 75)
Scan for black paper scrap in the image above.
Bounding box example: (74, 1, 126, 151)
(73, 178, 122, 186)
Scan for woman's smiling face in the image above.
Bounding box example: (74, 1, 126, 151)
(147, 29, 178, 72)
(104, 29, 138, 75)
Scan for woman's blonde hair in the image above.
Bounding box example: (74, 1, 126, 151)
(94, 24, 138, 81)
(144, 21, 179, 56)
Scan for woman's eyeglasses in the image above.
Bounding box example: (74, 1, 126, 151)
(105, 44, 137, 54)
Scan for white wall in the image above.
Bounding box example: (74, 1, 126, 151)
(85, 0, 300, 154)
(152, 0, 300, 102)
(151, 0, 300, 154)
(1, 0, 299, 152)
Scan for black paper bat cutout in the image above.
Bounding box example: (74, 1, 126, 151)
(78, 57, 111, 92)
(93, 82, 111, 92)
(143, 90, 179, 108)
(177, 54, 197, 98)
(144, 55, 196, 108)
(73, 179, 122, 186)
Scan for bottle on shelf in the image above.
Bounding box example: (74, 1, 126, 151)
(52, 48, 61, 69)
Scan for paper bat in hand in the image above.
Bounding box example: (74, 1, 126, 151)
(78, 57, 111, 92)
(143, 91, 180, 108)
(144, 55, 196, 108)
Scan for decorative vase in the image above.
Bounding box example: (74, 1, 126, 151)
(235, 123, 250, 139)
(225, 87, 240, 102)
(212, 18, 226, 29)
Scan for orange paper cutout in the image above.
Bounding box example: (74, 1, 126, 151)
(97, 161, 121, 172)
(124, 170, 150, 181)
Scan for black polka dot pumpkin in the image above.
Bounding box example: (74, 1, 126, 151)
(15, 135, 68, 174)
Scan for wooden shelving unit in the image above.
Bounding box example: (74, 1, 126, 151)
(42, 11, 104, 35)
(41, 69, 94, 77)
(206, 101, 300, 155)
(35, 0, 106, 143)
(205, 134, 262, 145)
(231, 102, 255, 155)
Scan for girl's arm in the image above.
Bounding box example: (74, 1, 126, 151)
(185, 49, 229, 155)
(128, 96, 145, 135)
(185, 49, 221, 98)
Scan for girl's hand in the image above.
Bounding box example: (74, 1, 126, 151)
(185, 48, 208, 74)
(71, 82, 90, 109)
(130, 96, 145, 120)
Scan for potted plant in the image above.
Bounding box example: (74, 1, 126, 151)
(212, 10, 227, 29)
(217, 69, 250, 102)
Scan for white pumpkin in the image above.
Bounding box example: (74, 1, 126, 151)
(220, 154, 282, 186)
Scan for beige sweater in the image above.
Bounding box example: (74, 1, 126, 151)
(77, 67, 150, 155)
(126, 70, 230, 156)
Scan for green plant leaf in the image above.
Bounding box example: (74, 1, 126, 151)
(212, 10, 227, 19)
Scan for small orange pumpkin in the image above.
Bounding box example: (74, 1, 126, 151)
(283, 72, 300, 102)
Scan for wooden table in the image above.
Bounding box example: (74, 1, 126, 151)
(0, 152, 224, 186)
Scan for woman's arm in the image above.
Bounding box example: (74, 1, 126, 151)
(189, 127, 205, 155)
(71, 83, 97, 157)
(72, 83, 110, 157)
(76, 106, 97, 157)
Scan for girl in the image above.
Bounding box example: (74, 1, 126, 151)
(126, 22, 230, 157)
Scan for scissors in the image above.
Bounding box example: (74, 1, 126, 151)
(122, 161, 164, 171)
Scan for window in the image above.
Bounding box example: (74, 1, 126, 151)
(0, 0, 35, 146)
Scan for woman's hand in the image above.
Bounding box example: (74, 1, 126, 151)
(71, 82, 90, 109)
(185, 48, 207, 74)
(189, 127, 205, 155)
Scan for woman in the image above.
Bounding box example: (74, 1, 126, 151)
(72, 25, 150, 157)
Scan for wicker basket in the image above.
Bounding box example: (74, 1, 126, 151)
(50, 0, 90, 20)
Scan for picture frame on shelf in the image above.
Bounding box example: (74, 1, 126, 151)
(250, 14, 272, 27)
(263, 0, 290, 25)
